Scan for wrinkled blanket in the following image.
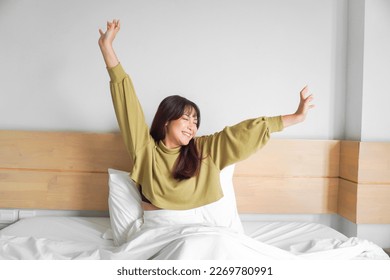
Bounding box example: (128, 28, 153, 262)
(0, 223, 388, 260)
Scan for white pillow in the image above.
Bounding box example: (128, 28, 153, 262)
(198, 164, 244, 233)
(107, 164, 243, 246)
(107, 168, 143, 246)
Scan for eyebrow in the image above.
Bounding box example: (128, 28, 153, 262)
(183, 113, 198, 119)
(183, 107, 197, 117)
(184, 112, 197, 117)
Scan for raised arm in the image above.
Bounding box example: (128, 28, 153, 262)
(281, 85, 315, 128)
(98, 19, 121, 68)
(98, 20, 151, 164)
(197, 86, 314, 170)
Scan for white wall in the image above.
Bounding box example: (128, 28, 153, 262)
(346, 0, 390, 142)
(360, 0, 390, 141)
(0, 0, 347, 139)
(345, 0, 365, 141)
(344, 0, 390, 248)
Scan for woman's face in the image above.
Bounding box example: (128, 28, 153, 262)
(163, 107, 198, 149)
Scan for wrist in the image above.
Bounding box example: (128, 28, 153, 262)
(293, 113, 305, 124)
(99, 44, 119, 68)
(281, 113, 304, 128)
(99, 42, 113, 52)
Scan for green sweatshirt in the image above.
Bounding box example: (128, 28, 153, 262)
(108, 63, 283, 210)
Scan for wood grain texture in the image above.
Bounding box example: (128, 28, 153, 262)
(0, 170, 109, 210)
(0, 130, 131, 211)
(234, 177, 338, 214)
(233, 139, 340, 214)
(337, 179, 357, 223)
(338, 141, 390, 224)
(339, 141, 360, 183)
(0, 130, 132, 172)
(1, 130, 389, 222)
(358, 142, 390, 184)
(0, 131, 340, 213)
(357, 183, 390, 224)
(234, 139, 340, 178)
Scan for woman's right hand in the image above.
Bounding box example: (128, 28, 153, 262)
(99, 19, 120, 48)
(281, 85, 315, 128)
(98, 19, 120, 68)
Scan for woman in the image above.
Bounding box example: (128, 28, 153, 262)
(98, 19, 314, 212)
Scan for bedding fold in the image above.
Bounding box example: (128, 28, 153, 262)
(0, 216, 388, 260)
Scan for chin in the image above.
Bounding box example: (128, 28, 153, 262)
(180, 139, 192, 146)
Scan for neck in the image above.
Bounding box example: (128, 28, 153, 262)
(162, 139, 180, 149)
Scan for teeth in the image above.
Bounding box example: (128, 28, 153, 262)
(183, 132, 191, 137)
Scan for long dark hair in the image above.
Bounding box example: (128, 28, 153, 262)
(150, 95, 201, 180)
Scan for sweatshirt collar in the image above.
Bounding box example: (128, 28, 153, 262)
(158, 141, 181, 155)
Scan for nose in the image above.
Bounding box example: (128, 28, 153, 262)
(188, 120, 196, 131)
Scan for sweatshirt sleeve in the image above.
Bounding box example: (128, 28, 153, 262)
(107, 63, 151, 162)
(197, 116, 283, 170)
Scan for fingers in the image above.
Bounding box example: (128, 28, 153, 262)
(300, 85, 309, 99)
(113, 19, 120, 31)
(99, 19, 120, 39)
(300, 86, 314, 102)
(98, 19, 120, 48)
(299, 85, 315, 113)
(305, 96, 315, 109)
(112, 19, 120, 27)
(303, 95, 315, 113)
(300, 85, 308, 94)
(106, 19, 120, 30)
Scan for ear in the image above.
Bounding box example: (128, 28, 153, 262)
(164, 122, 169, 133)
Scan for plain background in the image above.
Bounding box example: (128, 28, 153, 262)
(0, 0, 353, 138)
(1, 0, 389, 141)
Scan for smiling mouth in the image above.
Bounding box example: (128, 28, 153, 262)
(182, 132, 192, 138)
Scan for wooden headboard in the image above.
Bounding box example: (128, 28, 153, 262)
(0, 130, 389, 224)
(0, 131, 131, 211)
(233, 139, 339, 214)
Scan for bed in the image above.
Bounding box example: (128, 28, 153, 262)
(1, 216, 385, 260)
(0, 130, 389, 260)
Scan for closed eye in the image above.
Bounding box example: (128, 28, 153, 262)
(183, 114, 198, 125)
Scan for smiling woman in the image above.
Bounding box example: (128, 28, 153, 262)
(150, 95, 201, 181)
(158, 99, 199, 149)
(98, 19, 314, 213)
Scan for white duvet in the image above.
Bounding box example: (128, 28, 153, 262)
(0, 215, 388, 260)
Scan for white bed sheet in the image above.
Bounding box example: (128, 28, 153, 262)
(244, 221, 348, 249)
(0, 217, 345, 247)
(0, 216, 388, 260)
(0, 217, 113, 245)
